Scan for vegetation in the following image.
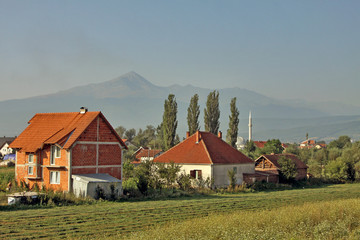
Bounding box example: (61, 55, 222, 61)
(1, 184, 360, 239)
(128, 198, 360, 240)
(162, 94, 178, 151)
(204, 90, 220, 134)
(226, 97, 239, 148)
(187, 94, 200, 135)
(278, 156, 298, 182)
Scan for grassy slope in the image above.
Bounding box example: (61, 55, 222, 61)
(1, 184, 360, 239)
(128, 198, 360, 240)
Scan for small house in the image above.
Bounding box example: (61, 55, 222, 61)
(254, 153, 308, 182)
(154, 131, 255, 187)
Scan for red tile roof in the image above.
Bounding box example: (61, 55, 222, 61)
(256, 154, 308, 169)
(10, 111, 126, 152)
(154, 131, 253, 165)
(136, 149, 162, 159)
(254, 141, 267, 148)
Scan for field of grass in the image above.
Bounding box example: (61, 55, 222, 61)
(1, 183, 360, 239)
(128, 198, 360, 240)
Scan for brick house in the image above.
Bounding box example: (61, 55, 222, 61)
(10, 108, 127, 193)
(254, 153, 308, 182)
(153, 131, 255, 187)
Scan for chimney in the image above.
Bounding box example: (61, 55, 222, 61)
(80, 107, 88, 114)
(218, 131, 222, 139)
(196, 131, 200, 143)
(186, 131, 190, 138)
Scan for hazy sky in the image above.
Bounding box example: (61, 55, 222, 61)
(0, 1, 359, 105)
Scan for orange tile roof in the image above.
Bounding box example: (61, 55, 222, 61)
(154, 131, 253, 165)
(10, 111, 126, 152)
(136, 149, 162, 159)
(254, 141, 267, 148)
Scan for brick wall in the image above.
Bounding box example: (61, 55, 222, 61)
(72, 144, 97, 166)
(98, 145, 121, 165)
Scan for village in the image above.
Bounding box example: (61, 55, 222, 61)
(0, 95, 357, 201)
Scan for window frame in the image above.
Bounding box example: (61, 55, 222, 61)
(51, 145, 61, 165)
(50, 171, 60, 184)
(28, 154, 34, 163)
(28, 166, 34, 175)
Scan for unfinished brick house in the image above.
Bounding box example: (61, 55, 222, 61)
(10, 108, 127, 193)
(254, 153, 308, 182)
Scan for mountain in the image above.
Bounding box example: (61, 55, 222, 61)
(1, 71, 360, 142)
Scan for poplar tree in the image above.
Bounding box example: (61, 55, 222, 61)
(162, 94, 178, 151)
(187, 94, 200, 135)
(204, 90, 220, 134)
(226, 97, 239, 148)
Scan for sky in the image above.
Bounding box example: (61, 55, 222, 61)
(0, 0, 359, 105)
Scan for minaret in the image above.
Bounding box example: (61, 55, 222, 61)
(248, 111, 252, 141)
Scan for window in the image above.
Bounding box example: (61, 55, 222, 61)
(28, 166, 33, 175)
(51, 145, 61, 165)
(190, 170, 202, 179)
(28, 154, 34, 163)
(233, 167, 237, 174)
(50, 171, 60, 184)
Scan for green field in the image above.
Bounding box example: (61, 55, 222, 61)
(1, 183, 360, 239)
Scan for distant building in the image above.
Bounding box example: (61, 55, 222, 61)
(254, 153, 308, 182)
(132, 148, 162, 164)
(299, 139, 326, 149)
(0, 136, 16, 157)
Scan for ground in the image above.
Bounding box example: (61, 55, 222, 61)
(1, 183, 360, 239)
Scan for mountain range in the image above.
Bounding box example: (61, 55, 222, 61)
(1, 71, 360, 143)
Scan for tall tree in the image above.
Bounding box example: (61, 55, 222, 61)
(162, 94, 178, 151)
(204, 90, 220, 134)
(226, 97, 239, 148)
(187, 94, 200, 135)
(115, 126, 126, 138)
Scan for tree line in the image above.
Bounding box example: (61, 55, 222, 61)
(116, 90, 240, 152)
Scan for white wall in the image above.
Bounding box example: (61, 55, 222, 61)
(178, 163, 255, 187)
(213, 163, 255, 187)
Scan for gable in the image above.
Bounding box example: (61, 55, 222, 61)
(154, 131, 253, 165)
(255, 157, 277, 169)
(10, 111, 126, 152)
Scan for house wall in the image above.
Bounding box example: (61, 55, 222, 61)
(177, 163, 255, 187)
(178, 164, 212, 182)
(213, 163, 255, 187)
(15, 115, 123, 193)
(71, 116, 123, 190)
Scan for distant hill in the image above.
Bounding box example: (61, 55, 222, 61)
(1, 71, 360, 142)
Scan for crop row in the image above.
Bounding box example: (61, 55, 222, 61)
(1, 184, 360, 239)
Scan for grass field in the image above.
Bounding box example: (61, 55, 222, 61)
(1, 183, 360, 239)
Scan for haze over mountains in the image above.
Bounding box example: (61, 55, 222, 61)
(2, 71, 360, 143)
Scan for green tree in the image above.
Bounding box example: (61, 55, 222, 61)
(328, 135, 352, 149)
(278, 156, 297, 182)
(124, 128, 136, 142)
(115, 126, 126, 138)
(204, 90, 220, 134)
(325, 159, 347, 181)
(162, 94, 178, 151)
(262, 139, 283, 154)
(226, 97, 239, 148)
(227, 169, 236, 190)
(157, 162, 181, 188)
(187, 94, 200, 135)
